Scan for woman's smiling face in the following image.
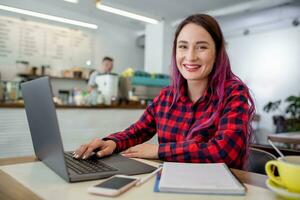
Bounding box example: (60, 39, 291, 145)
(176, 23, 216, 83)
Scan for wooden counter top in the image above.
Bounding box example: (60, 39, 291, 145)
(0, 102, 147, 109)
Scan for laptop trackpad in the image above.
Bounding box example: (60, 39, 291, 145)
(100, 154, 157, 175)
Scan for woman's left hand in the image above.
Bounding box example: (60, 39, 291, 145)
(121, 143, 159, 159)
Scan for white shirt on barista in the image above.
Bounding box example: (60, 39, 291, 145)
(88, 70, 101, 87)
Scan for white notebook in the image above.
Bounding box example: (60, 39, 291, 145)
(158, 162, 245, 195)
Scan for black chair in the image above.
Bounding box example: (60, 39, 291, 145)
(246, 147, 276, 175)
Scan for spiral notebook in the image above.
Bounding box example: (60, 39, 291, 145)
(156, 162, 246, 195)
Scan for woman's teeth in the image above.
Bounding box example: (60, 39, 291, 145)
(186, 65, 199, 68)
(183, 64, 201, 70)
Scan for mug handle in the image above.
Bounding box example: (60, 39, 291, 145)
(265, 160, 284, 187)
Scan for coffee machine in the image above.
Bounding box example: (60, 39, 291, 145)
(95, 73, 119, 105)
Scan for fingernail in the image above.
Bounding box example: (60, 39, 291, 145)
(97, 152, 101, 157)
(82, 155, 86, 159)
(75, 155, 79, 159)
(72, 151, 75, 155)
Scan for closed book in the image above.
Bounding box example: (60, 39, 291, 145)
(158, 162, 246, 195)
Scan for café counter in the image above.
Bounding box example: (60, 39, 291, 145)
(0, 102, 148, 159)
(0, 102, 147, 109)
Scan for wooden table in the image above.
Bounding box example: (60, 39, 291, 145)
(268, 132, 300, 149)
(0, 156, 273, 200)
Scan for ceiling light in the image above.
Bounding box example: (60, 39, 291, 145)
(63, 0, 79, 3)
(96, 3, 159, 24)
(0, 4, 97, 29)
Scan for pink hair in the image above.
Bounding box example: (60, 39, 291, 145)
(171, 14, 255, 166)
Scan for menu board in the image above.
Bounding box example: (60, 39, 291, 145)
(0, 15, 94, 69)
(0, 17, 18, 61)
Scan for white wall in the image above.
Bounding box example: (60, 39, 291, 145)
(162, 24, 175, 75)
(144, 21, 174, 75)
(144, 22, 164, 73)
(94, 21, 144, 74)
(226, 26, 300, 142)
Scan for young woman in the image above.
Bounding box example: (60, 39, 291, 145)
(74, 14, 255, 169)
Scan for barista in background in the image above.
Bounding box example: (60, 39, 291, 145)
(88, 56, 114, 91)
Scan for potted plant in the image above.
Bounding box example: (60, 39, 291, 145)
(263, 94, 300, 133)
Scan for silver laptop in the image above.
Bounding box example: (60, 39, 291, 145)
(21, 77, 156, 182)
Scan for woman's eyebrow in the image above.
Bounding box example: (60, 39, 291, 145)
(177, 40, 209, 45)
(177, 40, 188, 44)
(196, 41, 209, 45)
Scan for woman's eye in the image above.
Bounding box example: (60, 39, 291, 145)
(178, 45, 187, 49)
(197, 46, 208, 50)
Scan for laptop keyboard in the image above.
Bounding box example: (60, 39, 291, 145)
(64, 153, 118, 174)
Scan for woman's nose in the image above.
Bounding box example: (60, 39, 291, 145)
(186, 48, 197, 61)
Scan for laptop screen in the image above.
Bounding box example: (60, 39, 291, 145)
(21, 77, 69, 181)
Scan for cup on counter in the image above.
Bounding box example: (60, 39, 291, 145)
(265, 156, 300, 193)
(4, 81, 20, 102)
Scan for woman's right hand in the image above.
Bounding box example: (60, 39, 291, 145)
(73, 138, 117, 159)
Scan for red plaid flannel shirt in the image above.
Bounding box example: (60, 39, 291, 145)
(104, 79, 250, 169)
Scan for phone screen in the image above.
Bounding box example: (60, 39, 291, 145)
(95, 177, 137, 189)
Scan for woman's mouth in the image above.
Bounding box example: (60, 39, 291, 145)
(183, 64, 202, 72)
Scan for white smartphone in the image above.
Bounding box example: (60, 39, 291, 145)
(87, 175, 140, 197)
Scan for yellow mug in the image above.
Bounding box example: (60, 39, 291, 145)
(265, 156, 300, 193)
